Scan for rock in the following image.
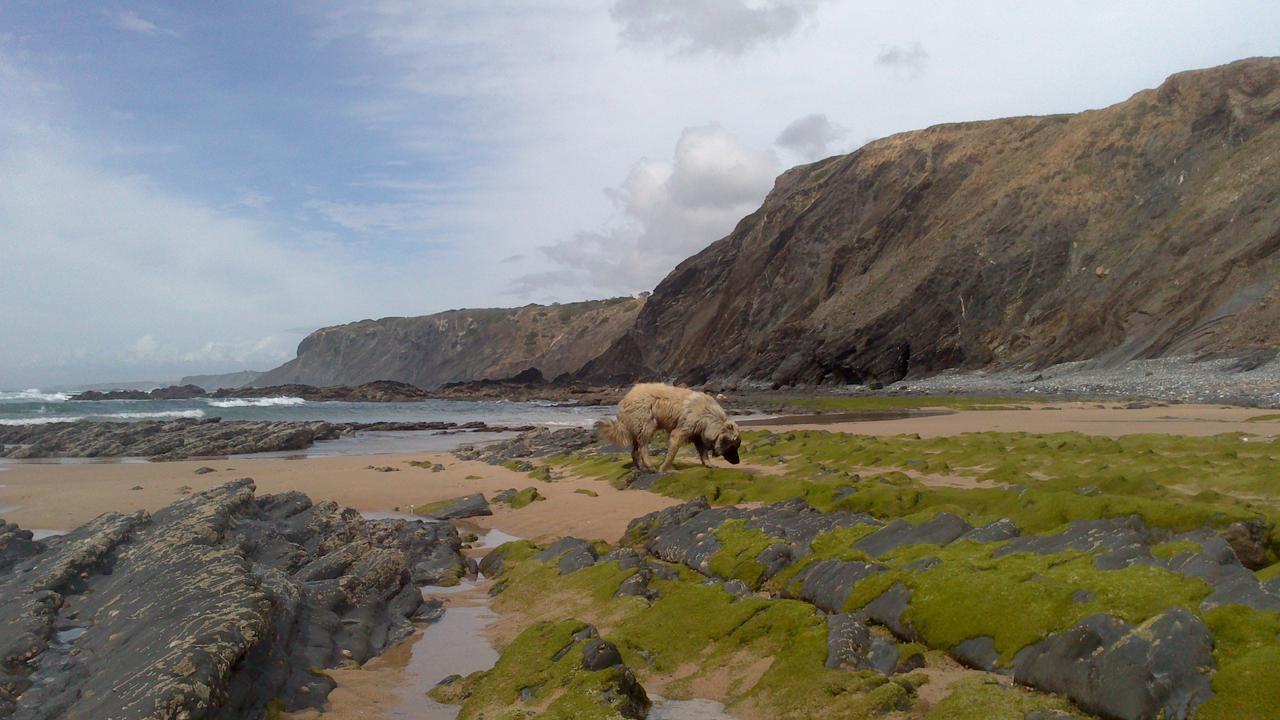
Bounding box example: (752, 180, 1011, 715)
(194, 467, 217, 475)
(962, 519, 1021, 543)
(455, 427, 598, 465)
(251, 299, 642, 391)
(1218, 519, 1272, 570)
(581, 638, 623, 671)
(794, 559, 885, 613)
(861, 583, 916, 641)
(951, 637, 1001, 672)
(129, 485, 143, 491)
(536, 538, 599, 574)
(854, 513, 973, 557)
(1012, 609, 1214, 720)
(416, 493, 492, 520)
(0, 419, 346, 461)
(576, 59, 1280, 389)
(994, 516, 1151, 559)
(825, 613, 901, 674)
(0, 480, 463, 719)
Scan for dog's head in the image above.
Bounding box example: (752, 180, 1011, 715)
(712, 420, 741, 464)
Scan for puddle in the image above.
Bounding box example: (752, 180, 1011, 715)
(31, 529, 67, 541)
(647, 697, 737, 719)
(53, 627, 86, 649)
(468, 526, 521, 552)
(388, 596, 500, 719)
(0, 505, 19, 515)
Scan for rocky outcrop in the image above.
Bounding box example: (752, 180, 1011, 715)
(415, 493, 492, 521)
(581, 58, 1280, 387)
(0, 419, 342, 460)
(0, 480, 463, 719)
(454, 428, 598, 465)
(0, 418, 540, 461)
(71, 381, 433, 403)
(255, 297, 644, 388)
(616, 499, 1280, 720)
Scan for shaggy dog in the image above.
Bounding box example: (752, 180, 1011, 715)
(597, 383, 741, 472)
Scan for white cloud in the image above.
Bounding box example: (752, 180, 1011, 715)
(611, 0, 824, 56)
(509, 124, 777, 296)
(775, 113, 845, 160)
(110, 11, 174, 37)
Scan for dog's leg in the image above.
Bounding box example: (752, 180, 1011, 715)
(659, 430, 686, 472)
(631, 439, 651, 472)
(692, 437, 711, 467)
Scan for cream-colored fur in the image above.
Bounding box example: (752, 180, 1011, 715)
(598, 383, 741, 472)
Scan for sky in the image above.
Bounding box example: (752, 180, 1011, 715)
(1, 1, 1278, 387)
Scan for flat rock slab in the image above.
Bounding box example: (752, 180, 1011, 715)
(0, 479, 464, 719)
(418, 493, 493, 520)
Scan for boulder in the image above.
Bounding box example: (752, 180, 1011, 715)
(1011, 609, 1214, 720)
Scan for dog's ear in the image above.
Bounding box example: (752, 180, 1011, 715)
(716, 427, 741, 464)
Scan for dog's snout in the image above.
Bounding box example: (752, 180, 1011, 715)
(724, 447, 740, 464)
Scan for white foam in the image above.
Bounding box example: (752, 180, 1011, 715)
(0, 389, 70, 403)
(0, 409, 205, 425)
(205, 397, 306, 408)
(111, 410, 206, 420)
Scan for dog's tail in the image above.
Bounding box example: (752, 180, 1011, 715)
(596, 417, 631, 448)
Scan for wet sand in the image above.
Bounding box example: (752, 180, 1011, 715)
(754, 402, 1280, 438)
(0, 452, 677, 542)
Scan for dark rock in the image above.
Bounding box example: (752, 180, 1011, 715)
(825, 613, 900, 674)
(861, 583, 915, 640)
(194, 467, 217, 475)
(454, 428, 598, 465)
(0, 479, 463, 719)
(995, 516, 1151, 558)
(722, 579, 751, 598)
(418, 493, 491, 520)
(962, 519, 1021, 543)
(854, 513, 973, 557)
(1218, 519, 1272, 570)
(1012, 609, 1214, 720)
(951, 637, 1001, 672)
(794, 560, 885, 613)
(536, 538, 599, 574)
(581, 638, 623, 671)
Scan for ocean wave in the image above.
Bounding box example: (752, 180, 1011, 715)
(112, 410, 207, 420)
(0, 389, 70, 403)
(204, 397, 306, 408)
(0, 409, 206, 425)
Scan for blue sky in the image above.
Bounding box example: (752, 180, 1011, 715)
(2, 1, 1278, 386)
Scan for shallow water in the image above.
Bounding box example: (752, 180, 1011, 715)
(391, 598, 500, 719)
(647, 697, 737, 719)
(0, 392, 613, 428)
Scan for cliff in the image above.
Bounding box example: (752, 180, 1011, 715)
(255, 297, 643, 388)
(581, 58, 1280, 386)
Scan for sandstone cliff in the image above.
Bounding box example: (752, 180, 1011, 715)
(255, 297, 643, 388)
(581, 58, 1280, 386)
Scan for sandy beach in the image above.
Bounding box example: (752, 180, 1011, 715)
(0, 452, 677, 542)
(4, 401, 1278, 719)
(4, 402, 1275, 536)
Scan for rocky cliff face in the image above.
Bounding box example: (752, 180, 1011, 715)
(581, 58, 1280, 386)
(255, 298, 643, 388)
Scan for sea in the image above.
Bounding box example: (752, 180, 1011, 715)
(0, 388, 614, 459)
